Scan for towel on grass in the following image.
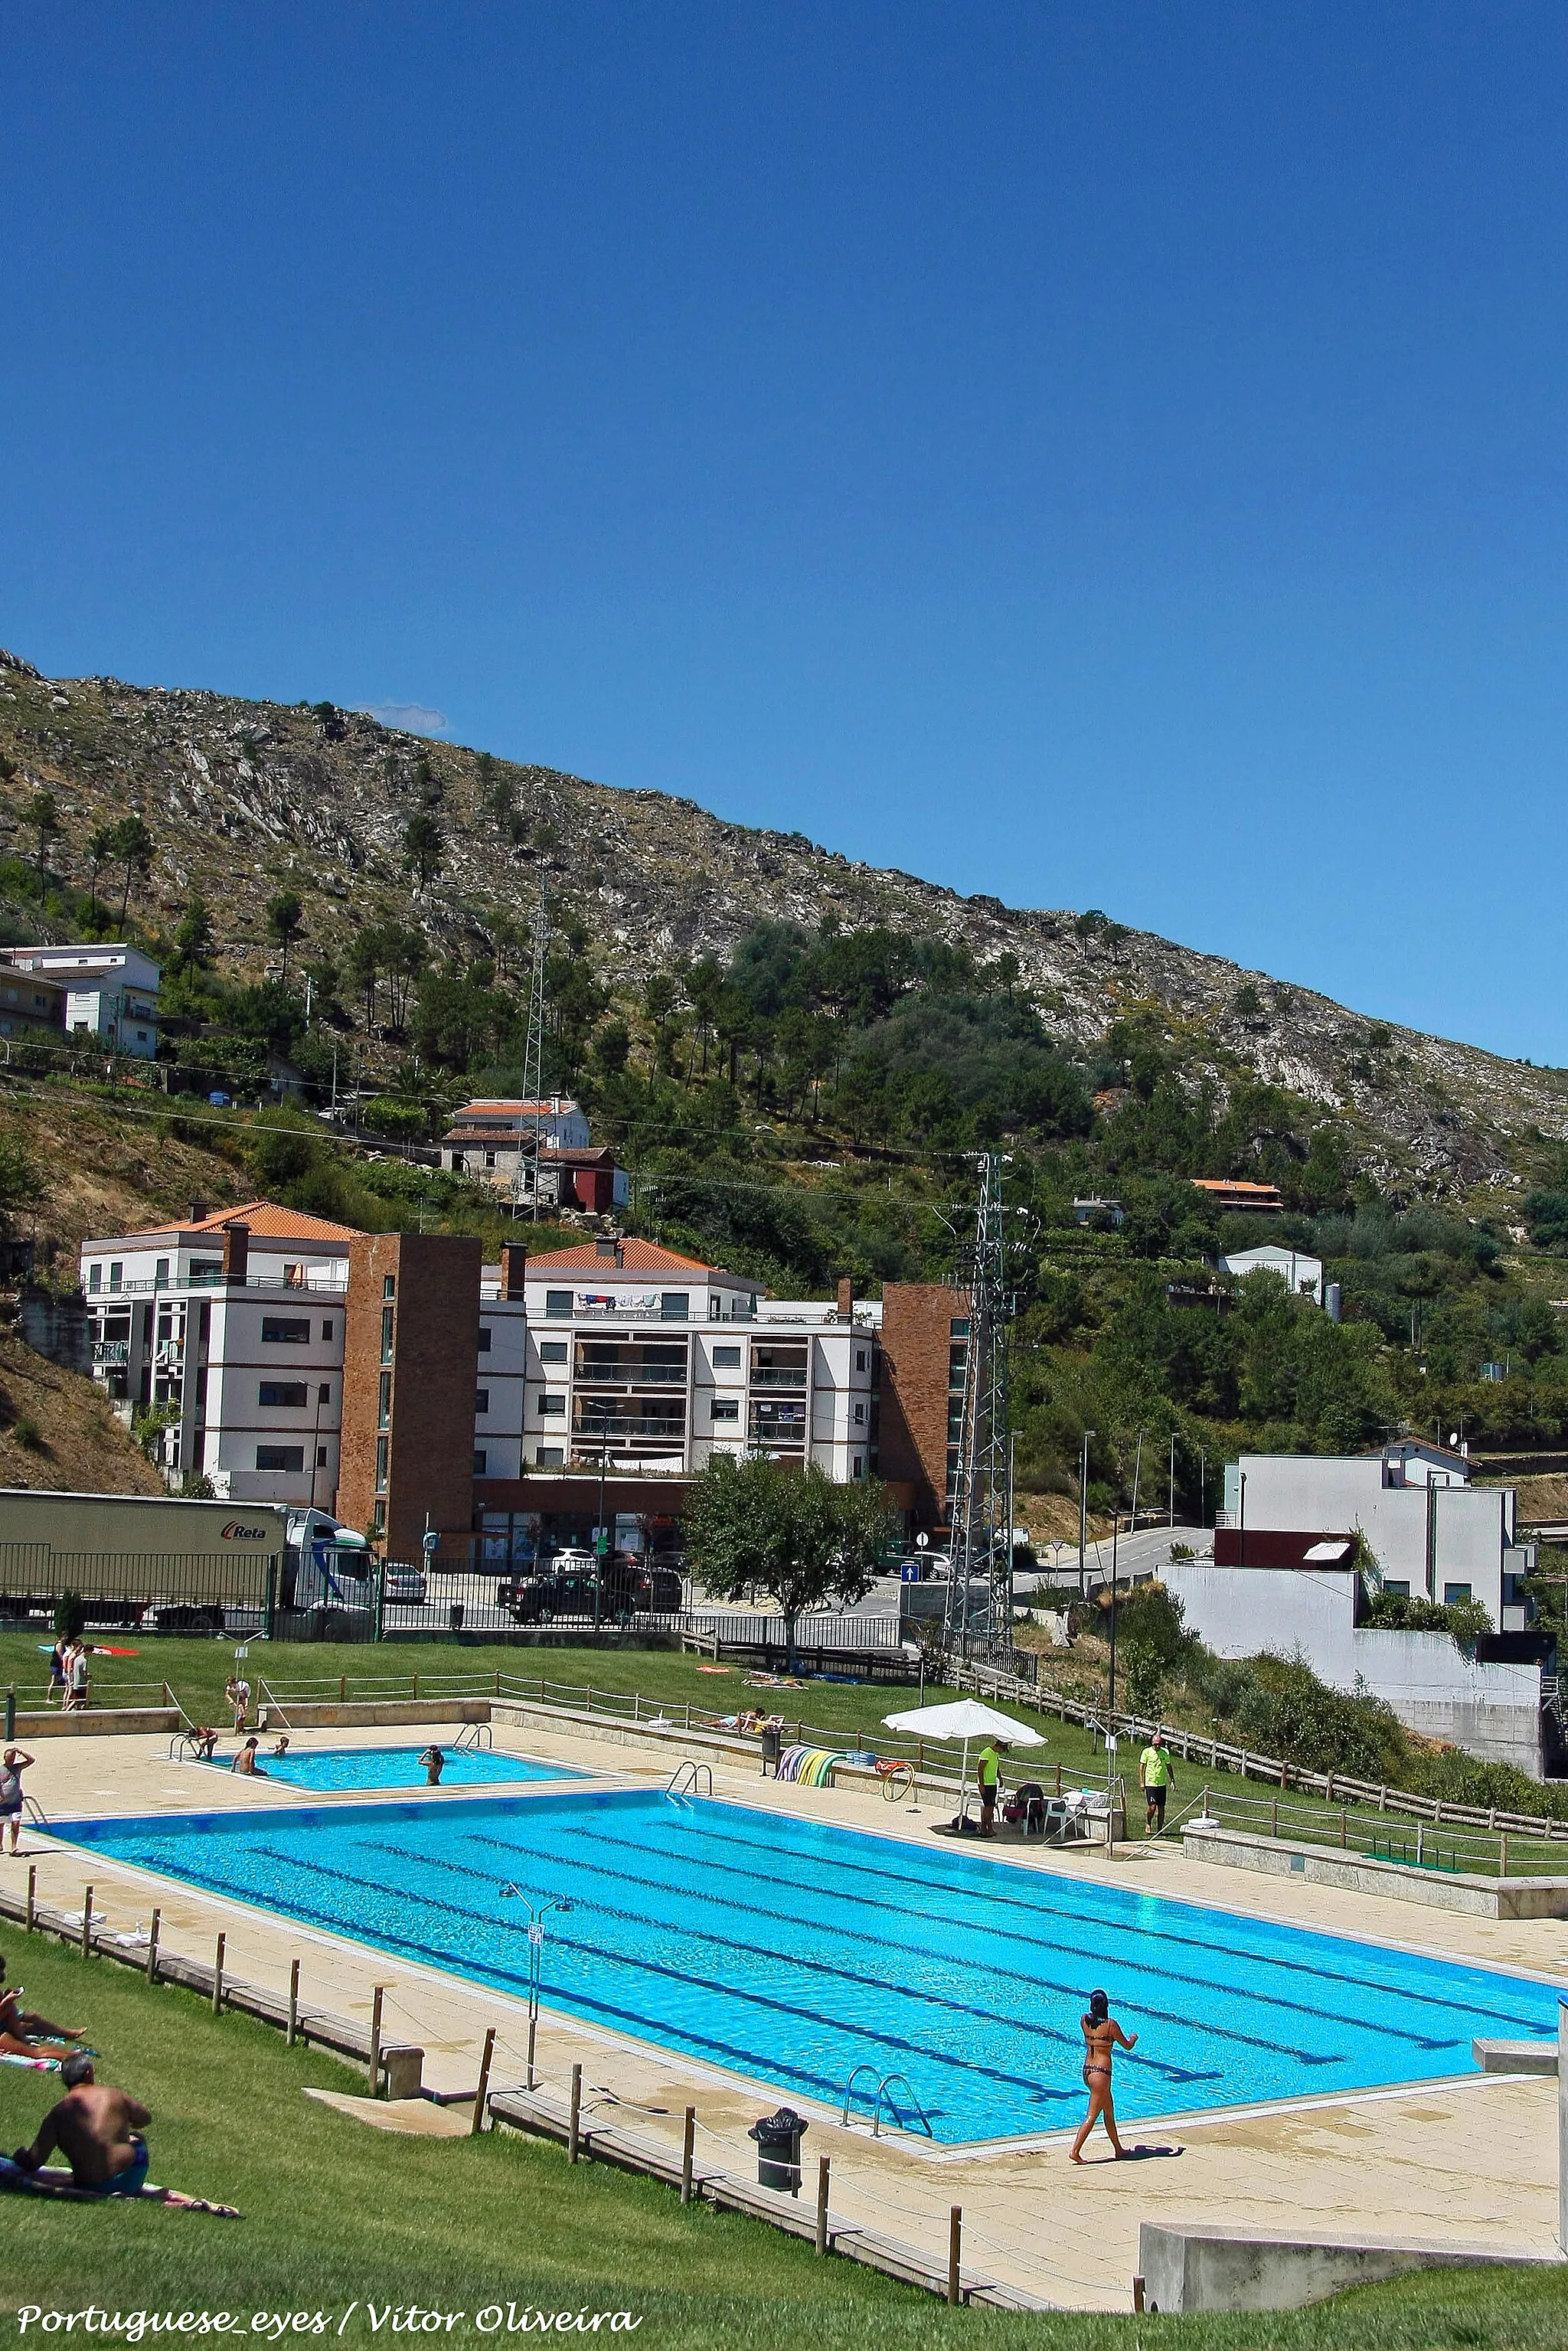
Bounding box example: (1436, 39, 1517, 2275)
(0, 2154, 240, 2215)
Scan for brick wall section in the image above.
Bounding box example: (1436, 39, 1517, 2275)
(878, 1282, 966, 1532)
(338, 1232, 483, 1560)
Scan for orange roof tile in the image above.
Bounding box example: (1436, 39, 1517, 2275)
(523, 1238, 720, 1276)
(117, 1200, 358, 1243)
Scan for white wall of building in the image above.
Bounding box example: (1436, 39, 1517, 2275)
(1163, 1560, 1546, 1776)
(1220, 1246, 1324, 1302)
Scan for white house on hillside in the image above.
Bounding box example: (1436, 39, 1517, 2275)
(1219, 1243, 1324, 1303)
(3, 944, 161, 1058)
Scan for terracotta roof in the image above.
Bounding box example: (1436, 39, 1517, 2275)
(523, 1239, 719, 1277)
(1191, 1178, 1284, 1198)
(103, 1200, 358, 1244)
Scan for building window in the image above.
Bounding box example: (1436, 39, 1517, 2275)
(259, 1381, 308, 1407)
(89, 1263, 101, 1292)
(375, 1436, 389, 1492)
(484, 1151, 495, 1168)
(473, 1449, 488, 1475)
(479, 1325, 493, 1352)
(262, 1317, 311, 1344)
(256, 1445, 305, 1472)
(198, 1301, 211, 1340)
(856, 1349, 867, 1371)
(383, 1275, 397, 1299)
(377, 1371, 391, 1429)
(539, 1340, 568, 1364)
(950, 1318, 970, 1337)
(854, 1402, 866, 1424)
(315, 1445, 329, 1468)
(660, 1292, 688, 1321)
(155, 1258, 170, 1288)
(712, 1344, 741, 1368)
(321, 1319, 334, 1340)
(1443, 1582, 1473, 1605)
(711, 1397, 740, 1422)
(537, 1446, 564, 1467)
(538, 1393, 566, 1416)
(852, 1455, 864, 1478)
(545, 1291, 573, 1318)
(381, 1304, 394, 1363)
(370, 1500, 386, 1540)
(318, 1383, 331, 1405)
(475, 1389, 490, 1415)
(109, 1261, 122, 1291)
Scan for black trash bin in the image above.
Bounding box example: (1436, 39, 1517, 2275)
(748, 2106, 807, 2195)
(449, 1602, 466, 1632)
(760, 1723, 782, 1776)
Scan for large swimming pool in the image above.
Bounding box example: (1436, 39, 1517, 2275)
(57, 1788, 1561, 2143)
(201, 1745, 574, 1792)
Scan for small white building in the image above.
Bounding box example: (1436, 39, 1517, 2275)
(441, 1097, 592, 1180)
(4, 943, 161, 1058)
(1217, 1445, 1529, 1624)
(1220, 1243, 1324, 1303)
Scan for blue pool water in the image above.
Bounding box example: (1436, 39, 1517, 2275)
(58, 1789, 1561, 2142)
(203, 1745, 574, 1791)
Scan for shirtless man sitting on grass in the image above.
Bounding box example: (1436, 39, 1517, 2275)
(14, 2054, 152, 2193)
(12, 2055, 239, 2211)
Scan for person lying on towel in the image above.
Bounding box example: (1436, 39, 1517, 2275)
(0, 1954, 83, 2059)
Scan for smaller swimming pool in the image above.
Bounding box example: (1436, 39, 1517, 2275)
(207, 1745, 577, 1791)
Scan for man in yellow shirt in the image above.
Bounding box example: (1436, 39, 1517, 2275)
(1138, 1732, 1173, 1835)
(977, 1739, 1004, 1836)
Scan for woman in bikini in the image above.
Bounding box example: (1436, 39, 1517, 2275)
(1070, 1987, 1136, 2162)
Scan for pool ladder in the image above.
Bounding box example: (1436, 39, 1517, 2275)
(454, 1721, 493, 1751)
(840, 2065, 934, 2139)
(666, 1761, 714, 1802)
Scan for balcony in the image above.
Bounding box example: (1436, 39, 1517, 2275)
(92, 1340, 129, 1366)
(749, 1367, 807, 1389)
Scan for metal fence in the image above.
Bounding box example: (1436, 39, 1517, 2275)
(0, 1546, 276, 1636)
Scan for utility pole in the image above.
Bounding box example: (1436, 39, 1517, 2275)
(1169, 1432, 1176, 1529)
(1078, 1429, 1096, 1595)
(944, 1152, 1016, 1667)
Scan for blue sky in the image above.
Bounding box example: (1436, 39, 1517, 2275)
(5, 4, 1568, 1060)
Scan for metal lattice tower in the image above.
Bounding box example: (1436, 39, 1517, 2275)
(944, 1151, 1015, 1664)
(511, 873, 550, 1220)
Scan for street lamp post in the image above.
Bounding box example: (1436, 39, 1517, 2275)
(590, 1402, 612, 1631)
(1078, 1429, 1096, 1595)
(499, 1887, 574, 2089)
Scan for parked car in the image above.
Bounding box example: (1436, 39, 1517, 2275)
(498, 1558, 683, 1624)
(381, 1563, 427, 1604)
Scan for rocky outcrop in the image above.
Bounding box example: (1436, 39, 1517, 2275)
(2, 648, 1563, 1193)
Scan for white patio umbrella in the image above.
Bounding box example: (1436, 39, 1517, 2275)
(881, 1697, 1046, 1797)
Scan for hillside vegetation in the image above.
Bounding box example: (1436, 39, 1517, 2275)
(7, 648, 1568, 1536)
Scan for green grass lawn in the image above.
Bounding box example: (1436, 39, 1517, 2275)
(0, 1631, 1119, 1788)
(1, 1933, 1564, 2349)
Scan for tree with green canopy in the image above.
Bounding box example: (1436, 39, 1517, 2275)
(683, 1453, 893, 1669)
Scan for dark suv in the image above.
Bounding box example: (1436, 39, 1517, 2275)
(498, 1559, 684, 1623)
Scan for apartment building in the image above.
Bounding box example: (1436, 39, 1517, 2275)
(79, 1203, 352, 1504)
(5, 944, 161, 1057)
(80, 1209, 957, 1557)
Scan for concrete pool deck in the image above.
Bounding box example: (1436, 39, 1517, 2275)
(6, 1716, 1565, 2312)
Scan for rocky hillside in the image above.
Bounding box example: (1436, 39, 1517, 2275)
(2, 646, 1563, 1195)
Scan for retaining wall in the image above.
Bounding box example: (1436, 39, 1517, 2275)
(1181, 1822, 1568, 1918)
(1138, 2222, 1557, 2313)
